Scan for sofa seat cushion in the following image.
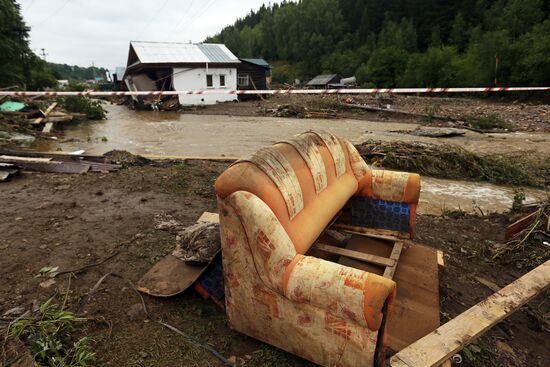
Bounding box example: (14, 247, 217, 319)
(216, 138, 358, 255)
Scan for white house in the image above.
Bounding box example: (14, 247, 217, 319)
(124, 41, 240, 106)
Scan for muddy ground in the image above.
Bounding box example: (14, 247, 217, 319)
(1, 160, 548, 367)
(186, 94, 550, 132)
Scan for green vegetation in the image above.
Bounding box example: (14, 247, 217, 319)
(8, 298, 96, 366)
(57, 97, 107, 120)
(356, 141, 550, 188)
(0, 0, 107, 90)
(207, 0, 550, 86)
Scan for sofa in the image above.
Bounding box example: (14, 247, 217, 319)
(215, 131, 420, 366)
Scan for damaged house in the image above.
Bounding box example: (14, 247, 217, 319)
(124, 41, 241, 106)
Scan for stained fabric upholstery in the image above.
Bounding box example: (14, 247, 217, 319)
(215, 131, 421, 367)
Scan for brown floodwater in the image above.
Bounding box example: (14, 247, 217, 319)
(32, 103, 549, 215)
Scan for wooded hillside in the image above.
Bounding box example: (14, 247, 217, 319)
(206, 0, 550, 87)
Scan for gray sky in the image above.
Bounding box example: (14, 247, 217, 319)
(19, 0, 284, 70)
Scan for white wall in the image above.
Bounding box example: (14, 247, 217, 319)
(173, 67, 238, 105)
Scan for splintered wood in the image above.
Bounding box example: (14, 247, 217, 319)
(390, 259, 550, 367)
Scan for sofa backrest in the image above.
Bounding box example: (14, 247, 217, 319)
(215, 131, 365, 254)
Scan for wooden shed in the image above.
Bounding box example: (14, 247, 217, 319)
(237, 58, 271, 94)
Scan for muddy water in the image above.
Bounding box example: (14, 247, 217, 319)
(419, 177, 547, 215)
(33, 104, 549, 215)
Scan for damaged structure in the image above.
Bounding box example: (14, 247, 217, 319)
(123, 41, 240, 106)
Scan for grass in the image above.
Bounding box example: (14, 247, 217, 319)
(57, 96, 107, 120)
(7, 297, 96, 366)
(356, 140, 550, 188)
(465, 113, 509, 131)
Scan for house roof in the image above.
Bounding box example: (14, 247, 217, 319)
(128, 41, 239, 65)
(240, 58, 271, 69)
(307, 74, 340, 86)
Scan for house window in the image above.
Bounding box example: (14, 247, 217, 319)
(219, 75, 225, 87)
(206, 74, 213, 87)
(238, 74, 249, 87)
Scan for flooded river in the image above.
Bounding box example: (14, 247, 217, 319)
(33, 104, 548, 215)
(34, 104, 550, 156)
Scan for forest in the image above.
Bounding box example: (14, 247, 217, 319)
(0, 0, 107, 90)
(207, 0, 550, 87)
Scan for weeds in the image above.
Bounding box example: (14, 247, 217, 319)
(356, 140, 550, 188)
(492, 200, 550, 267)
(512, 188, 526, 211)
(7, 298, 96, 366)
(465, 113, 509, 131)
(57, 96, 107, 120)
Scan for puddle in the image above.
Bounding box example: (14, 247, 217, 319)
(31, 103, 549, 216)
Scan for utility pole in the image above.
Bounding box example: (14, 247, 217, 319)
(40, 48, 47, 61)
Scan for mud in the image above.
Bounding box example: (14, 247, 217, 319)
(0, 163, 548, 367)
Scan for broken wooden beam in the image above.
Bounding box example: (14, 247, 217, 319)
(390, 259, 550, 367)
(383, 241, 404, 279)
(34, 102, 57, 124)
(313, 243, 395, 267)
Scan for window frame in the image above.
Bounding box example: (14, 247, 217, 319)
(238, 74, 249, 87)
(219, 74, 226, 87)
(206, 74, 213, 88)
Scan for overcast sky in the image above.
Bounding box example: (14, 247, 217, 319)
(18, 0, 284, 70)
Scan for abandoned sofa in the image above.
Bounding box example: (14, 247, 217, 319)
(215, 131, 420, 366)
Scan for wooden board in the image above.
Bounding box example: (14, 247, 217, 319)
(383, 241, 404, 279)
(33, 102, 57, 124)
(338, 238, 440, 353)
(390, 259, 550, 367)
(137, 212, 220, 297)
(332, 223, 408, 241)
(314, 242, 395, 267)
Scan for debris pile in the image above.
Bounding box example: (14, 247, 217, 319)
(356, 140, 550, 188)
(0, 151, 121, 180)
(260, 104, 338, 119)
(495, 200, 550, 267)
(0, 97, 86, 135)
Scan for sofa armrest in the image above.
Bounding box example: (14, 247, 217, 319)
(284, 255, 396, 331)
(357, 169, 420, 204)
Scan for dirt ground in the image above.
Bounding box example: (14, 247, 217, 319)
(1, 160, 548, 367)
(185, 94, 550, 132)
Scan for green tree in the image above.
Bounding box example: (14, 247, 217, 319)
(359, 46, 408, 87)
(0, 0, 31, 87)
(512, 19, 550, 85)
(401, 46, 459, 87)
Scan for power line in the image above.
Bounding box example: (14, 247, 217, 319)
(32, 0, 71, 27)
(177, 0, 218, 39)
(136, 0, 172, 40)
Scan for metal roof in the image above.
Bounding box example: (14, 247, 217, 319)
(130, 41, 239, 64)
(240, 58, 271, 68)
(307, 74, 340, 86)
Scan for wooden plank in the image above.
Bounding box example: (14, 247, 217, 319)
(383, 241, 403, 279)
(437, 250, 445, 271)
(33, 102, 57, 124)
(325, 229, 349, 244)
(332, 223, 408, 241)
(390, 259, 550, 367)
(42, 122, 54, 133)
(505, 211, 538, 239)
(314, 243, 395, 267)
(339, 241, 440, 352)
(198, 212, 219, 223)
